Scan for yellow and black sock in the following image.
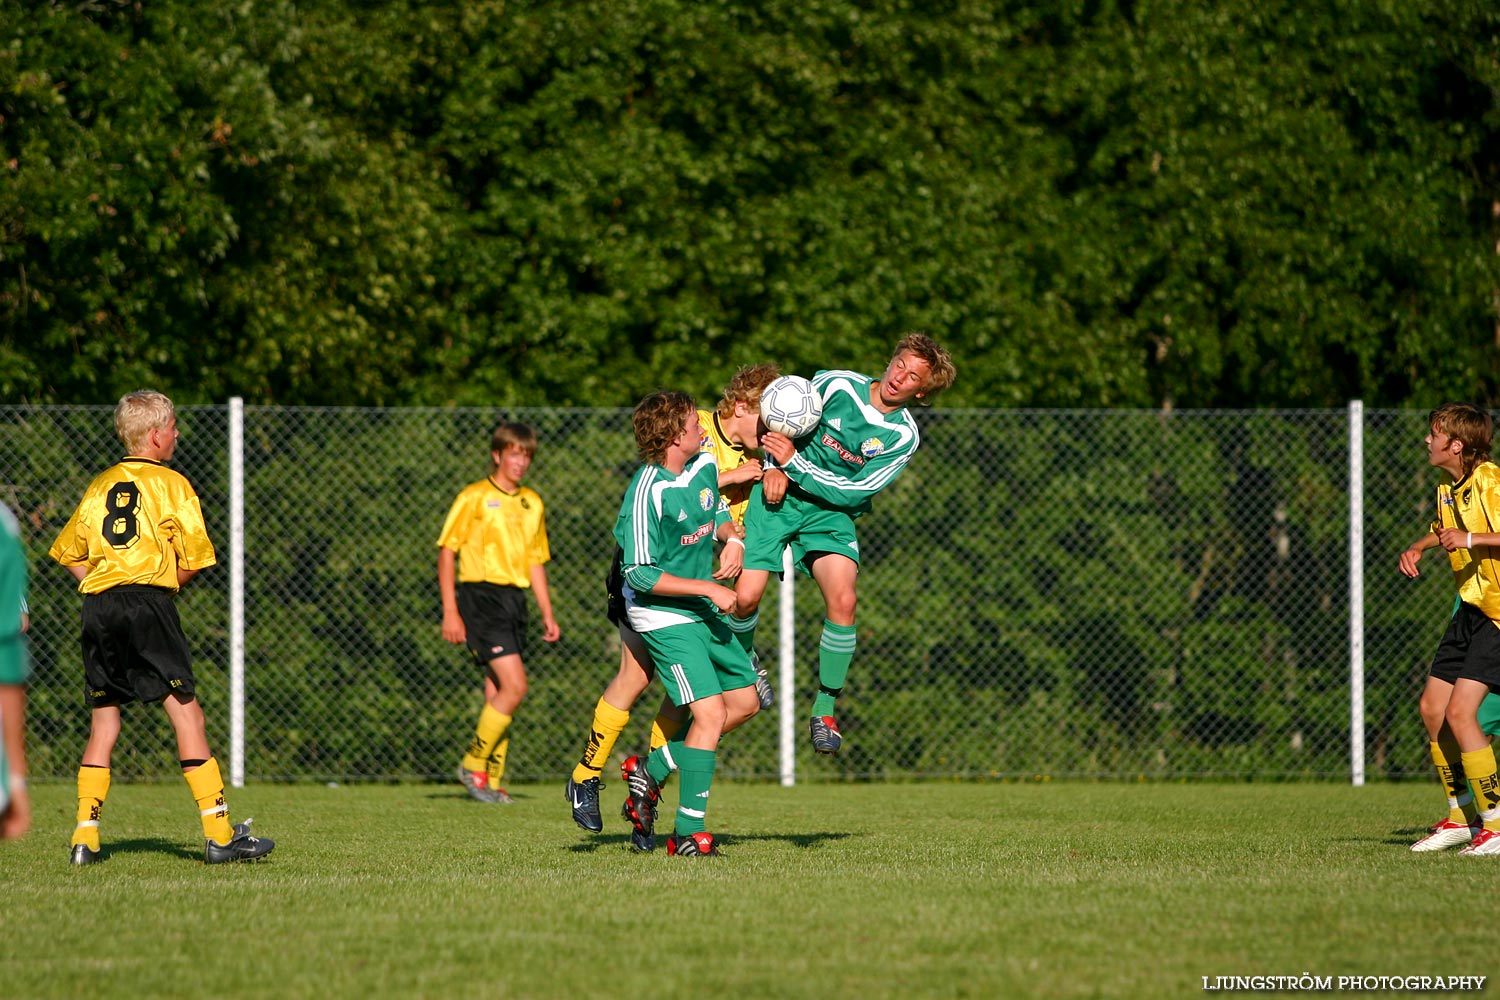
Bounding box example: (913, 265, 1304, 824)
(487, 737, 510, 791)
(572, 698, 630, 784)
(461, 704, 511, 773)
(1431, 739, 1477, 824)
(184, 757, 234, 845)
(71, 765, 111, 852)
(1461, 747, 1500, 832)
(649, 711, 684, 753)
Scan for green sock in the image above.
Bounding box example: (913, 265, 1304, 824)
(813, 620, 856, 716)
(674, 746, 718, 836)
(727, 612, 758, 654)
(646, 741, 676, 785)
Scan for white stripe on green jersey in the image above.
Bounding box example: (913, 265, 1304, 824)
(614, 452, 730, 632)
(780, 369, 921, 514)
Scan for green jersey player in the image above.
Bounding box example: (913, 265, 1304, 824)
(728, 334, 956, 755)
(0, 502, 30, 840)
(615, 391, 760, 857)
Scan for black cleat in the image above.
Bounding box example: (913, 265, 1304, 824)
(751, 651, 775, 710)
(666, 831, 724, 858)
(623, 755, 661, 853)
(68, 844, 102, 867)
(810, 715, 842, 754)
(205, 818, 275, 864)
(566, 776, 603, 832)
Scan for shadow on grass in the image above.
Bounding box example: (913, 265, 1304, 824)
(77, 837, 202, 863)
(420, 790, 533, 803)
(565, 831, 855, 854)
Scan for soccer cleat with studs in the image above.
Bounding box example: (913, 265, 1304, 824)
(1411, 818, 1478, 852)
(809, 715, 842, 755)
(68, 844, 102, 867)
(1459, 828, 1500, 856)
(666, 831, 723, 858)
(205, 818, 275, 864)
(751, 650, 775, 710)
(623, 755, 661, 853)
(457, 764, 502, 803)
(566, 775, 603, 832)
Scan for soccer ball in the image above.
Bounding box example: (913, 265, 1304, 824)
(759, 375, 823, 438)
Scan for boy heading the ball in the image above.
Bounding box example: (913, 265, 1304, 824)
(438, 421, 560, 803)
(49, 390, 273, 865)
(728, 333, 955, 754)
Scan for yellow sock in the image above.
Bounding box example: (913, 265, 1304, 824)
(185, 757, 234, 845)
(1431, 739, 1477, 823)
(1460, 747, 1500, 832)
(486, 738, 510, 791)
(72, 765, 111, 851)
(461, 705, 511, 773)
(572, 698, 630, 783)
(649, 711, 684, 753)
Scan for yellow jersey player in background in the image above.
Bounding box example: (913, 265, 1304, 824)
(565, 364, 778, 834)
(49, 390, 273, 865)
(438, 421, 560, 804)
(1398, 402, 1500, 854)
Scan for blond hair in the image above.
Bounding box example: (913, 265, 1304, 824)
(114, 390, 175, 453)
(717, 363, 780, 419)
(894, 333, 956, 404)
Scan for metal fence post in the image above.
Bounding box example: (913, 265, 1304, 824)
(779, 545, 796, 787)
(229, 397, 246, 788)
(1349, 399, 1365, 787)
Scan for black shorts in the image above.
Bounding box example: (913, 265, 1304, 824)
(1429, 602, 1500, 688)
(457, 582, 527, 666)
(80, 585, 197, 707)
(606, 547, 626, 628)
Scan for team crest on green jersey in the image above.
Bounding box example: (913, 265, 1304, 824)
(699, 488, 715, 510)
(860, 437, 885, 458)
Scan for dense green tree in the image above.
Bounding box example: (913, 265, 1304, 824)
(2, 0, 1497, 407)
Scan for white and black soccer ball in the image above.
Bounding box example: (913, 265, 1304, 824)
(759, 375, 823, 438)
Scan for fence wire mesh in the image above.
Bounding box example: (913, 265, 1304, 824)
(2, 404, 1452, 782)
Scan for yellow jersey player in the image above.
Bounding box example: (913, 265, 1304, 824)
(49, 390, 273, 865)
(1398, 402, 1500, 854)
(438, 421, 560, 803)
(565, 364, 778, 834)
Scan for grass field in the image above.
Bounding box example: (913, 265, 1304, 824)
(1, 780, 1495, 999)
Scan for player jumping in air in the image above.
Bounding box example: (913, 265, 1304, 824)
(726, 334, 955, 754)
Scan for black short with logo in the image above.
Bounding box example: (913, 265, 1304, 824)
(457, 582, 527, 666)
(80, 585, 197, 707)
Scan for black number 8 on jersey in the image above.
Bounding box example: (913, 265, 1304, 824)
(103, 481, 142, 548)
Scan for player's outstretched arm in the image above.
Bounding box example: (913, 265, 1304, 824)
(1399, 533, 1440, 578)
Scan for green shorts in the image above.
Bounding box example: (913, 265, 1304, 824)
(1480, 693, 1500, 738)
(639, 615, 755, 708)
(743, 486, 860, 576)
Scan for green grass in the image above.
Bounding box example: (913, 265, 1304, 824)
(1, 781, 1495, 999)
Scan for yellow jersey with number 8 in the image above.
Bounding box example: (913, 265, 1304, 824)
(49, 457, 217, 594)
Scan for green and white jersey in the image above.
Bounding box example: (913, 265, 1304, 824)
(779, 369, 921, 515)
(614, 452, 730, 632)
(0, 502, 29, 687)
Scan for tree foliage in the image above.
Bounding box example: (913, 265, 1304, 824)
(2, 0, 1497, 407)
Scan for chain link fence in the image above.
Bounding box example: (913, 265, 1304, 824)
(2, 404, 1453, 782)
